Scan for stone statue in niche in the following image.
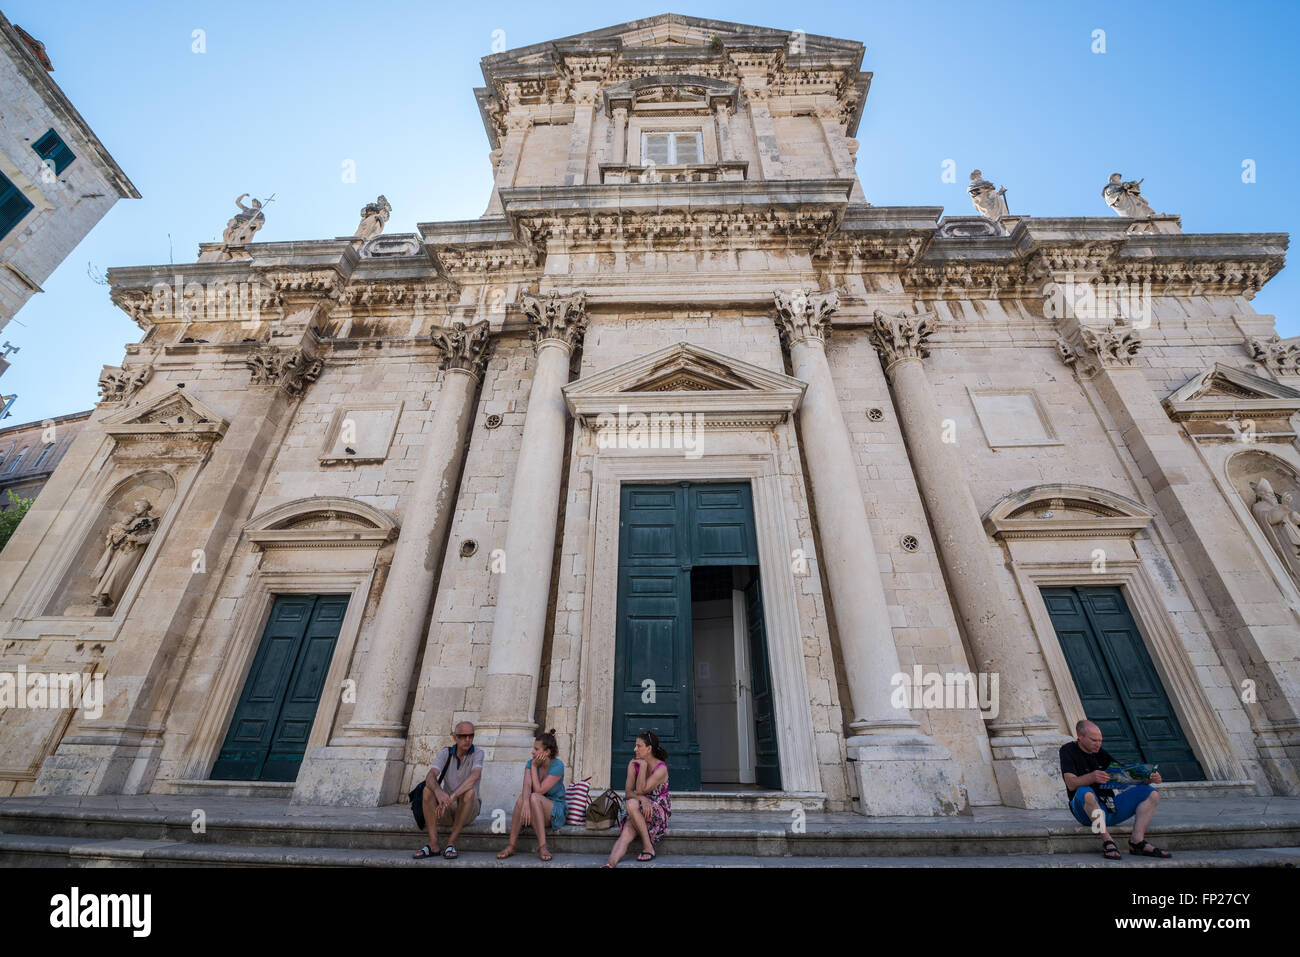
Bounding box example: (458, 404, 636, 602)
(1249, 478, 1300, 580)
(354, 195, 391, 241)
(1102, 173, 1155, 218)
(91, 500, 159, 609)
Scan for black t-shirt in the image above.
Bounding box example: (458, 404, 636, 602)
(1059, 741, 1116, 804)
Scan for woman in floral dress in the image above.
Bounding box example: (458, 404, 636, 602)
(605, 731, 670, 867)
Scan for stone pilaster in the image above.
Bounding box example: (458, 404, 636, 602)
(484, 114, 531, 217)
(472, 290, 587, 816)
(292, 320, 491, 806)
(565, 82, 601, 186)
(869, 307, 1065, 809)
(739, 76, 783, 180)
(774, 288, 966, 815)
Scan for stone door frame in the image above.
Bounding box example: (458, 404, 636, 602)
(576, 449, 823, 795)
(1010, 559, 1241, 782)
(175, 498, 396, 785)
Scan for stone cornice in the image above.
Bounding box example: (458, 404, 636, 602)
(815, 215, 1288, 300)
(499, 180, 852, 253)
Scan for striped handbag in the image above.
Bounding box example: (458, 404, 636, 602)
(565, 776, 592, 827)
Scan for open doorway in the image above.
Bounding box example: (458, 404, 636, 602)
(691, 565, 781, 789)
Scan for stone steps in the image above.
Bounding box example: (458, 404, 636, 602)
(2, 795, 1299, 863)
(4, 832, 1298, 868)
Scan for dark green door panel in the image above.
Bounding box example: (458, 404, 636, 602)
(612, 482, 768, 791)
(744, 576, 781, 789)
(212, 594, 349, 782)
(1042, 586, 1203, 781)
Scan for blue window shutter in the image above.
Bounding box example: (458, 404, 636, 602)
(33, 129, 75, 175)
(0, 172, 34, 240)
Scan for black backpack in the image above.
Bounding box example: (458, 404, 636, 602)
(409, 746, 456, 830)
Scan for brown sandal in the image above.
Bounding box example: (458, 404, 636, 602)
(497, 845, 516, 860)
(538, 845, 552, 862)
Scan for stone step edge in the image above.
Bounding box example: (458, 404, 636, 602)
(2, 833, 1298, 868)
(2, 813, 1298, 856)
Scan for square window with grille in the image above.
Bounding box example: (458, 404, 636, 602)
(641, 131, 703, 166)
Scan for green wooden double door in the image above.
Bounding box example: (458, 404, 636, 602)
(1042, 586, 1203, 780)
(212, 594, 348, 782)
(613, 482, 781, 791)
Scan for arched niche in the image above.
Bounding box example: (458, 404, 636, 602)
(1227, 449, 1300, 585)
(45, 469, 178, 617)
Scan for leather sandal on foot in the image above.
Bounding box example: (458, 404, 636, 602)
(497, 846, 516, 860)
(539, 845, 552, 862)
(1129, 839, 1171, 858)
(1101, 839, 1121, 860)
(636, 850, 656, 862)
(413, 844, 439, 859)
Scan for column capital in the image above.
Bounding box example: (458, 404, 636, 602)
(430, 319, 492, 380)
(774, 287, 839, 348)
(1055, 318, 1143, 373)
(869, 307, 938, 370)
(521, 289, 588, 352)
(246, 345, 323, 397)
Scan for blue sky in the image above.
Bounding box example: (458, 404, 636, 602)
(3, 0, 1297, 423)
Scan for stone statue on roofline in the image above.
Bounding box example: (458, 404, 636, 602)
(223, 193, 270, 245)
(1102, 173, 1156, 218)
(968, 170, 1010, 220)
(355, 195, 391, 241)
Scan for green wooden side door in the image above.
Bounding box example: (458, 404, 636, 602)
(212, 594, 349, 782)
(613, 482, 766, 791)
(1041, 586, 1203, 781)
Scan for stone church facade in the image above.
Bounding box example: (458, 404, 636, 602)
(0, 14, 1297, 817)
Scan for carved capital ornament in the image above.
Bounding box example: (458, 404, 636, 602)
(521, 290, 588, 352)
(869, 307, 938, 368)
(773, 287, 839, 347)
(246, 346, 324, 397)
(430, 319, 492, 379)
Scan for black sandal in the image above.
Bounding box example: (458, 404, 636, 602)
(413, 844, 439, 859)
(1129, 839, 1171, 858)
(636, 850, 656, 862)
(1101, 839, 1121, 860)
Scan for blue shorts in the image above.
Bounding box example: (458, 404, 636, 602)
(1069, 784, 1155, 828)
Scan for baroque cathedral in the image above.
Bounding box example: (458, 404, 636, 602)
(0, 14, 1297, 818)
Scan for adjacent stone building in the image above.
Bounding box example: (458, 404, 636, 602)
(0, 409, 90, 505)
(0, 14, 1296, 817)
(0, 13, 138, 372)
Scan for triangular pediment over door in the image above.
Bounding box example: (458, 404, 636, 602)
(562, 341, 806, 430)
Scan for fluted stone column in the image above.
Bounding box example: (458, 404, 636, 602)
(473, 290, 587, 816)
(292, 320, 491, 806)
(870, 307, 1065, 809)
(775, 288, 965, 815)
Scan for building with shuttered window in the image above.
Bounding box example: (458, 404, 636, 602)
(0, 14, 1296, 817)
(0, 13, 138, 373)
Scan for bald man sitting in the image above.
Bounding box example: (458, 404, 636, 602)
(1060, 720, 1171, 860)
(413, 721, 483, 861)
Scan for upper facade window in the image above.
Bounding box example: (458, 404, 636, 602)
(0, 173, 35, 240)
(642, 131, 702, 166)
(33, 129, 76, 175)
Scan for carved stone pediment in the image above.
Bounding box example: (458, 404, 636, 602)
(100, 389, 229, 461)
(244, 496, 398, 551)
(1163, 363, 1300, 442)
(984, 484, 1153, 541)
(563, 341, 806, 430)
